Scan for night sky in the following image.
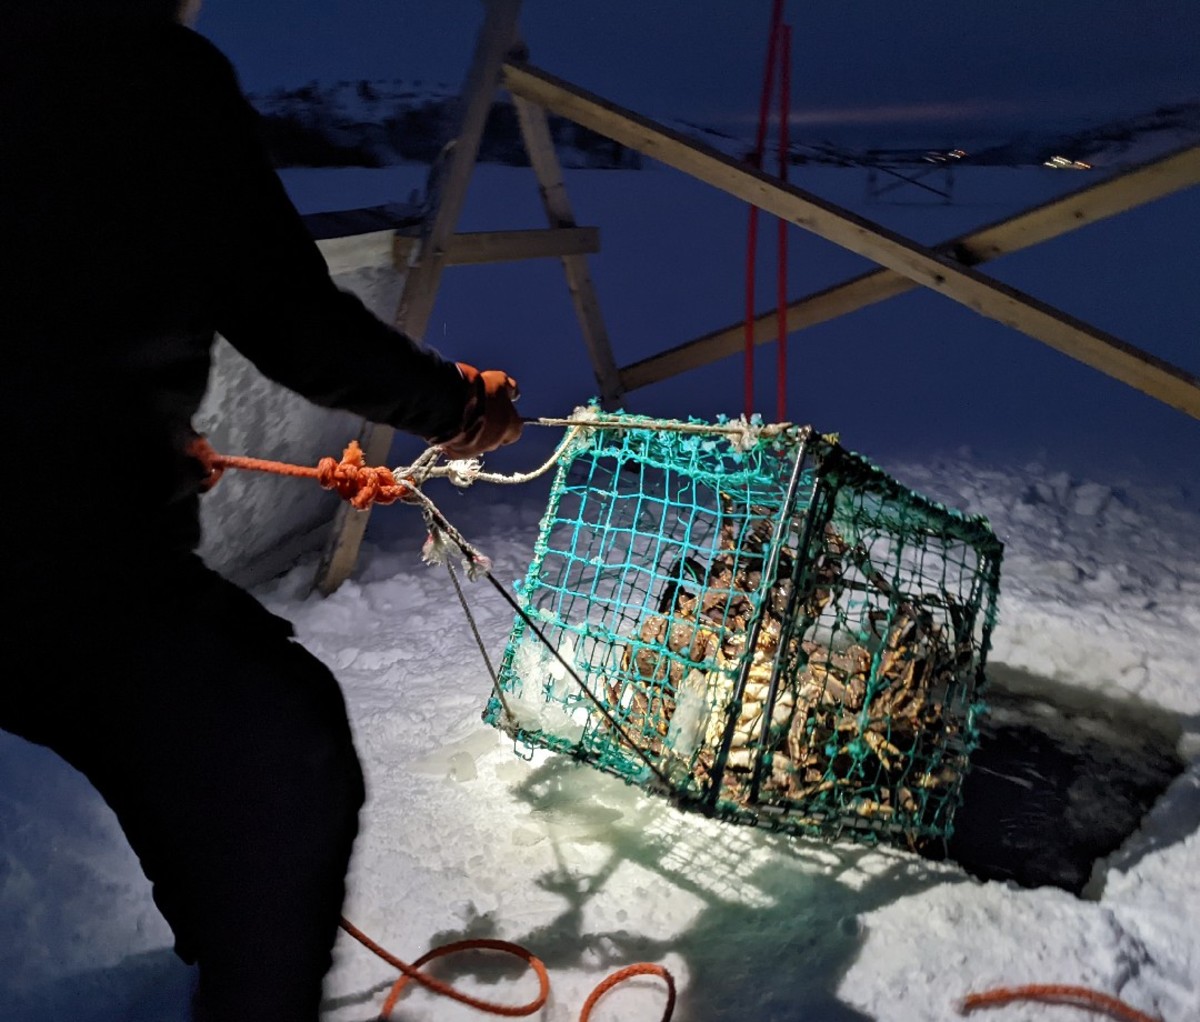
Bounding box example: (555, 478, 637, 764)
(198, 0, 1198, 139)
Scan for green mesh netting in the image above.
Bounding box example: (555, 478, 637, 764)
(483, 411, 1003, 848)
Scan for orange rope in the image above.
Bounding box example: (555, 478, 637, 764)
(338, 917, 675, 1021)
(579, 962, 676, 1022)
(961, 984, 1164, 1022)
(339, 917, 549, 1018)
(187, 436, 413, 509)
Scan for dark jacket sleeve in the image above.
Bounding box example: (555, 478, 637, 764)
(171, 27, 471, 441)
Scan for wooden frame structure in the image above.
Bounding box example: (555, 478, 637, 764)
(620, 141, 1200, 394)
(313, 0, 1200, 593)
(315, 0, 620, 593)
(502, 63, 1200, 419)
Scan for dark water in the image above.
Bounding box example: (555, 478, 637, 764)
(930, 664, 1186, 894)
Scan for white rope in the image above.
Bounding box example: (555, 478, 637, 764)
(393, 406, 803, 490)
(431, 424, 587, 487)
(390, 405, 597, 489)
(531, 408, 796, 446)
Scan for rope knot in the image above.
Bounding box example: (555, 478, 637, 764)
(184, 434, 225, 492)
(726, 414, 764, 452)
(317, 441, 413, 510)
(443, 456, 483, 488)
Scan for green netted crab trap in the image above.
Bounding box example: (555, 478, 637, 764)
(482, 411, 1003, 848)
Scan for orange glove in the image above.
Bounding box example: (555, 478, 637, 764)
(437, 362, 523, 459)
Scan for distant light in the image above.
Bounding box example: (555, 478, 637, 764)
(1043, 155, 1091, 170)
(923, 149, 965, 164)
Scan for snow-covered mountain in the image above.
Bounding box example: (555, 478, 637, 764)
(248, 77, 643, 170)
(249, 79, 1198, 175)
(681, 100, 1200, 171)
(936, 100, 1200, 170)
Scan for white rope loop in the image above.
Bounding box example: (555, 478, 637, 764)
(395, 405, 799, 493)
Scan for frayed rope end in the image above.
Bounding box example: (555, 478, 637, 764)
(421, 527, 491, 580)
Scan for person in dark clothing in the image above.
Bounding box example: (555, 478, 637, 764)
(0, 2, 522, 1019)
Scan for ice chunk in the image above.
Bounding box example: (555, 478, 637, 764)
(665, 669, 712, 760)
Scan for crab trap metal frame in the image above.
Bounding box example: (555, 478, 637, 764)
(483, 411, 1003, 848)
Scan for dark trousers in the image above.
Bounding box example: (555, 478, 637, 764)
(3, 554, 365, 1021)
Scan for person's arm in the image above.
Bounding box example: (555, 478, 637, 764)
(171, 27, 484, 444)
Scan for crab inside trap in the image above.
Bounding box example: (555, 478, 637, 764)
(482, 412, 1003, 848)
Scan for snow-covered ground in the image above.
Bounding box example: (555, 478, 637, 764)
(2, 153, 1198, 1022)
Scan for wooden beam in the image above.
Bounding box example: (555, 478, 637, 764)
(503, 62, 1200, 419)
(315, 0, 524, 596)
(391, 225, 599, 267)
(397, 1, 523, 333)
(511, 73, 623, 407)
(622, 143, 1200, 391)
(958, 143, 1200, 261)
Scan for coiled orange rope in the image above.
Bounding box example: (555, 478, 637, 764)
(187, 436, 413, 509)
(961, 984, 1164, 1022)
(579, 962, 677, 1021)
(338, 917, 675, 1021)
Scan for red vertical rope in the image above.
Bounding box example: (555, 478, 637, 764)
(743, 199, 760, 420)
(775, 22, 791, 423)
(744, 0, 785, 419)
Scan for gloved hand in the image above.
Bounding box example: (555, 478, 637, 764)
(437, 362, 523, 459)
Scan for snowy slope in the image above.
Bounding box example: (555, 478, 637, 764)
(248, 77, 643, 170)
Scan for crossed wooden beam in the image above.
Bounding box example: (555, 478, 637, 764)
(501, 61, 1200, 420)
